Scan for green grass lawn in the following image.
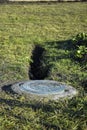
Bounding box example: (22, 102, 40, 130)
(0, 2, 87, 130)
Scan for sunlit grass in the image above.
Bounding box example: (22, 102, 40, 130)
(0, 2, 87, 130)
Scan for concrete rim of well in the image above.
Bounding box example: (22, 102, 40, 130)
(10, 80, 78, 100)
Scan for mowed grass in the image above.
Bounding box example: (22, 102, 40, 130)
(0, 2, 87, 83)
(0, 2, 87, 130)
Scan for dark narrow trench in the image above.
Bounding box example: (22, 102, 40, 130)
(29, 45, 49, 80)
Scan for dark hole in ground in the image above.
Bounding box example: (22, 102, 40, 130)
(29, 45, 49, 80)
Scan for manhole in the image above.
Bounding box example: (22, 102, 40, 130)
(11, 80, 77, 100)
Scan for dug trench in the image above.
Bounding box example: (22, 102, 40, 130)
(29, 45, 50, 80)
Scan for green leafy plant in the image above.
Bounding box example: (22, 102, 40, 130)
(71, 33, 87, 62)
(72, 33, 87, 47)
(76, 45, 87, 59)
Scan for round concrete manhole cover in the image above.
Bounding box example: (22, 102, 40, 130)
(11, 80, 77, 100)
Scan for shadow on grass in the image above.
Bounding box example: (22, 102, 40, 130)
(46, 39, 73, 51)
(1, 84, 44, 110)
(0, 97, 60, 130)
(43, 39, 74, 62)
(1, 84, 59, 112)
(2, 84, 17, 94)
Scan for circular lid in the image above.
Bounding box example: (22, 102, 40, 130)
(11, 80, 77, 100)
